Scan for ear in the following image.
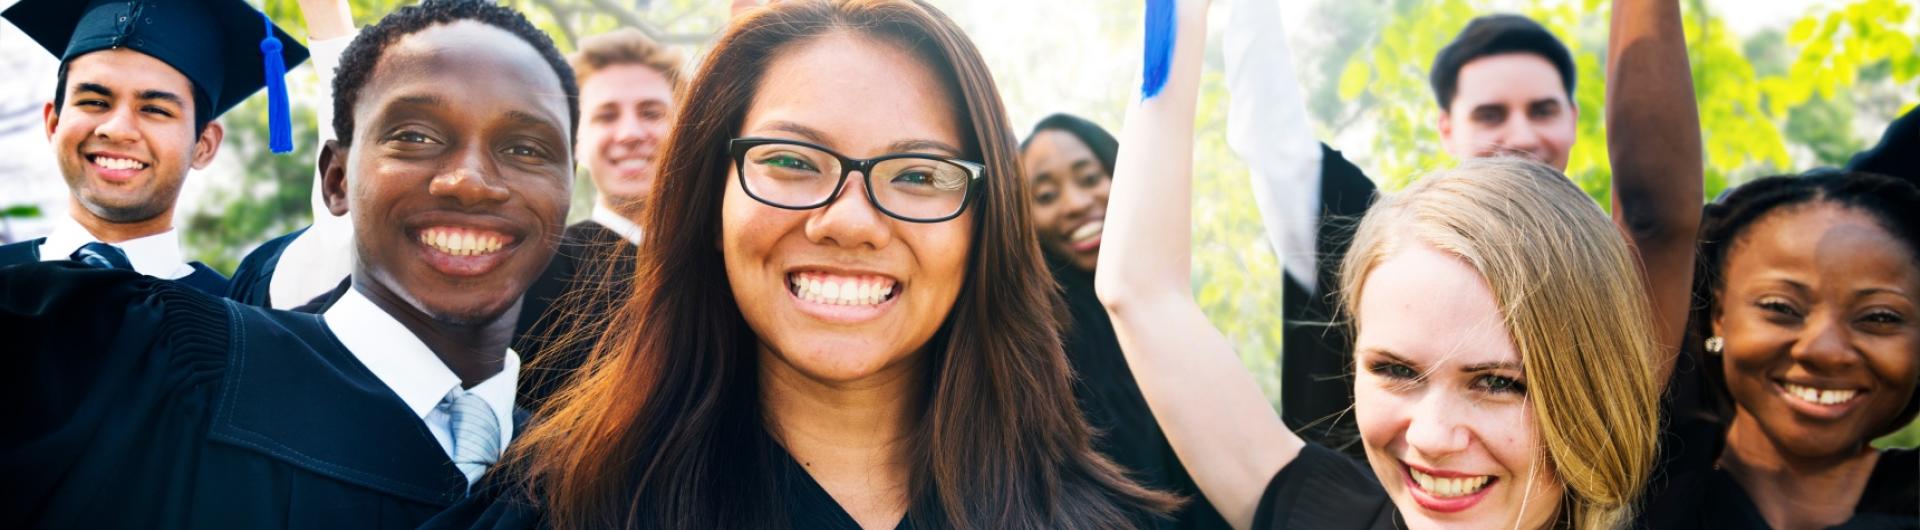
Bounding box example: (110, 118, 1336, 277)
(320, 140, 352, 217)
(1709, 289, 1726, 338)
(1435, 109, 1454, 142)
(43, 101, 59, 140)
(190, 121, 224, 169)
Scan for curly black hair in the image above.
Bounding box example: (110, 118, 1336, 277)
(1688, 170, 1920, 438)
(330, 0, 578, 146)
(1428, 14, 1576, 110)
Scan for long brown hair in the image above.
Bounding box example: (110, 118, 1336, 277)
(511, 1, 1175, 528)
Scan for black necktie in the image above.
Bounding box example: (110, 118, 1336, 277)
(70, 242, 133, 271)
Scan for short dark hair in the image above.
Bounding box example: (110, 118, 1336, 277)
(330, 0, 578, 146)
(1021, 113, 1119, 177)
(1428, 14, 1576, 110)
(1690, 170, 1920, 438)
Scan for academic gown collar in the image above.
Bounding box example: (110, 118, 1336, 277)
(206, 303, 473, 507)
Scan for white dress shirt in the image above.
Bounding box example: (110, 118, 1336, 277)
(589, 200, 644, 245)
(39, 215, 195, 279)
(1225, 0, 1334, 294)
(269, 31, 357, 310)
(323, 286, 520, 465)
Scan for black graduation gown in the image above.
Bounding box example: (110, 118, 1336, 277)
(424, 428, 938, 530)
(1847, 105, 1918, 187)
(0, 237, 230, 295)
(226, 225, 307, 307)
(1050, 257, 1230, 530)
(1278, 144, 1377, 457)
(512, 220, 636, 409)
(0, 261, 472, 529)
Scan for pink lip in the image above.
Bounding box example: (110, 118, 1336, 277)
(1401, 462, 1496, 514)
(1070, 235, 1101, 253)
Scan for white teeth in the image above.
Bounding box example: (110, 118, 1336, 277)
(1069, 220, 1104, 243)
(1407, 468, 1491, 499)
(789, 272, 897, 307)
(1783, 383, 1859, 405)
(419, 228, 507, 257)
(93, 156, 147, 170)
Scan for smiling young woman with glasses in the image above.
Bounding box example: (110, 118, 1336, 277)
(422, 1, 1175, 529)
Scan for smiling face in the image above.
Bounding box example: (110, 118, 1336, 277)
(1021, 129, 1108, 272)
(722, 32, 972, 385)
(1352, 242, 1562, 529)
(1437, 53, 1575, 171)
(579, 63, 675, 217)
(1714, 203, 1920, 459)
(45, 48, 219, 225)
(323, 20, 572, 324)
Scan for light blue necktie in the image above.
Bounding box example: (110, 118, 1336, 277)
(446, 390, 501, 487)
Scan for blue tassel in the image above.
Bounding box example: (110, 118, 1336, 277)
(258, 11, 293, 154)
(1140, 0, 1175, 99)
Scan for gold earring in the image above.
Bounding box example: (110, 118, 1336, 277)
(1704, 336, 1724, 355)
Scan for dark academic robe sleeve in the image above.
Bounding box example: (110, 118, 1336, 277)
(1278, 144, 1377, 457)
(2, 262, 231, 528)
(227, 226, 306, 307)
(1, 261, 466, 529)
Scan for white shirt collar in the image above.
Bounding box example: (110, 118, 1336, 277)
(323, 287, 520, 445)
(40, 215, 194, 280)
(590, 200, 644, 245)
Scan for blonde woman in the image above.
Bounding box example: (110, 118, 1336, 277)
(1097, 0, 1664, 528)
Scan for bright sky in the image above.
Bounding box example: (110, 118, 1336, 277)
(0, 0, 1868, 242)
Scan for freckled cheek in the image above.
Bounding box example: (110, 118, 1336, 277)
(1351, 384, 1408, 449)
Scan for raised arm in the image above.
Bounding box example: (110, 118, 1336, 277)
(1605, 0, 1702, 383)
(1095, 1, 1302, 528)
(1226, 0, 1324, 293)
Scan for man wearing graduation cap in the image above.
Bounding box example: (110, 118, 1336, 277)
(0, 0, 306, 295)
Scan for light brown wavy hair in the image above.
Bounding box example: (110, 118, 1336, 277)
(509, 1, 1176, 528)
(1339, 158, 1662, 529)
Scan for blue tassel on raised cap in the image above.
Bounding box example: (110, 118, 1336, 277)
(258, 11, 292, 154)
(1140, 0, 1175, 99)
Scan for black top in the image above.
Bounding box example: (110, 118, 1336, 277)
(1847, 105, 1918, 187)
(0, 237, 231, 295)
(0, 261, 469, 529)
(1250, 444, 1399, 530)
(1050, 257, 1230, 530)
(1279, 145, 1378, 458)
(423, 429, 931, 530)
(512, 220, 638, 409)
(226, 225, 305, 307)
(1638, 353, 1920, 530)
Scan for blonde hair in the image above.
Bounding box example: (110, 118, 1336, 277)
(567, 27, 687, 96)
(1338, 158, 1661, 529)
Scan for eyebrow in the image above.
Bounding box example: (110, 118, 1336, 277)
(1460, 361, 1524, 373)
(505, 109, 566, 137)
(762, 120, 964, 157)
(394, 94, 447, 107)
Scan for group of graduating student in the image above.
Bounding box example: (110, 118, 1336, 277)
(0, 0, 1913, 528)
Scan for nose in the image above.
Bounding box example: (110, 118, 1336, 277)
(1403, 390, 1472, 458)
(1059, 184, 1096, 219)
(613, 113, 647, 145)
(93, 106, 140, 144)
(804, 171, 892, 250)
(1790, 313, 1859, 374)
(1498, 120, 1545, 160)
(428, 146, 511, 207)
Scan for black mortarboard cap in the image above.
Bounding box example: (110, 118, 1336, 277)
(3, 0, 310, 153)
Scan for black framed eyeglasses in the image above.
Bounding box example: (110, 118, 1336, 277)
(729, 137, 986, 223)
